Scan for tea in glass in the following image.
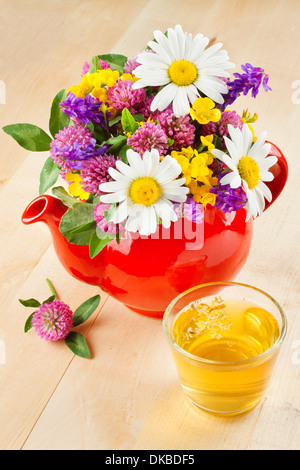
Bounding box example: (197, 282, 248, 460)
(163, 282, 286, 416)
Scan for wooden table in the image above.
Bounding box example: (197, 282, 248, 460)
(0, 0, 299, 450)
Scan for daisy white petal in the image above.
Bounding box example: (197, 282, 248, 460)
(99, 149, 187, 236)
(133, 25, 234, 116)
(100, 190, 127, 204)
(217, 124, 277, 220)
(111, 200, 129, 224)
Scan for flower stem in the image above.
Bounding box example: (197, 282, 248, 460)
(46, 278, 57, 299)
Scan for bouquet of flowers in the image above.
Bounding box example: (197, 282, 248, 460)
(4, 25, 275, 258)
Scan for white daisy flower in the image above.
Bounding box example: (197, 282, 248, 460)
(211, 124, 277, 220)
(99, 148, 188, 236)
(132, 25, 234, 117)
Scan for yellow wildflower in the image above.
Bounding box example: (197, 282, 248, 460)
(190, 97, 221, 125)
(171, 146, 218, 205)
(200, 134, 215, 151)
(65, 173, 90, 201)
(120, 73, 139, 82)
(171, 147, 214, 187)
(187, 180, 217, 207)
(67, 69, 119, 100)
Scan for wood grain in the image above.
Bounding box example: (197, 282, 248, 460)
(0, 0, 299, 450)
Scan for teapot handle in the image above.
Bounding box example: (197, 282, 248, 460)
(264, 141, 288, 211)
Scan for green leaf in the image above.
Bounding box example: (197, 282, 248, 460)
(89, 230, 113, 258)
(24, 312, 35, 333)
(118, 145, 129, 164)
(73, 294, 100, 327)
(93, 123, 108, 142)
(65, 332, 91, 358)
(3, 123, 52, 151)
(97, 54, 127, 72)
(39, 157, 60, 195)
(121, 108, 139, 134)
(19, 298, 41, 308)
(132, 113, 144, 122)
(52, 186, 81, 208)
(42, 294, 56, 304)
(89, 56, 102, 74)
(59, 203, 96, 245)
(105, 134, 127, 154)
(109, 115, 122, 127)
(49, 89, 70, 138)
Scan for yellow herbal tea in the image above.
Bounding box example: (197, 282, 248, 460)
(170, 295, 281, 415)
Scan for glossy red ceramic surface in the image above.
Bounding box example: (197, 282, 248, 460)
(22, 142, 288, 318)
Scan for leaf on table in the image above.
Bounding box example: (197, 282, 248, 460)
(72, 294, 101, 327)
(65, 332, 91, 358)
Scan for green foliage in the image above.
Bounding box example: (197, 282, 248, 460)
(52, 186, 82, 208)
(97, 54, 128, 72)
(65, 332, 91, 358)
(59, 202, 96, 245)
(121, 108, 139, 134)
(3, 123, 52, 151)
(39, 157, 60, 195)
(89, 230, 114, 258)
(49, 89, 70, 138)
(72, 294, 100, 327)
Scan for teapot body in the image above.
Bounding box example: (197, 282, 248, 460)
(23, 196, 253, 318)
(21, 141, 287, 318)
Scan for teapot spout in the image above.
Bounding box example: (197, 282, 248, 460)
(22, 195, 67, 226)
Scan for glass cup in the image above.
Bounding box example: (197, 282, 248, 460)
(163, 282, 287, 417)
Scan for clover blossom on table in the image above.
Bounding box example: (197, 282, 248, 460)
(19, 279, 101, 358)
(32, 299, 74, 342)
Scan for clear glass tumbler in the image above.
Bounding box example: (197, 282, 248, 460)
(163, 282, 287, 416)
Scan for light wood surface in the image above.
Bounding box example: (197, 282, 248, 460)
(0, 0, 299, 450)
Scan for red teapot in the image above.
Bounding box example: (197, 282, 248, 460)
(22, 142, 288, 318)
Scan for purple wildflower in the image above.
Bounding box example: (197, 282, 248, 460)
(210, 183, 247, 213)
(222, 63, 271, 108)
(60, 92, 108, 127)
(51, 123, 108, 171)
(81, 154, 119, 196)
(50, 123, 100, 172)
(174, 196, 204, 224)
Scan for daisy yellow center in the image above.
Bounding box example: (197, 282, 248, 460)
(129, 177, 161, 206)
(237, 156, 260, 189)
(168, 60, 198, 86)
